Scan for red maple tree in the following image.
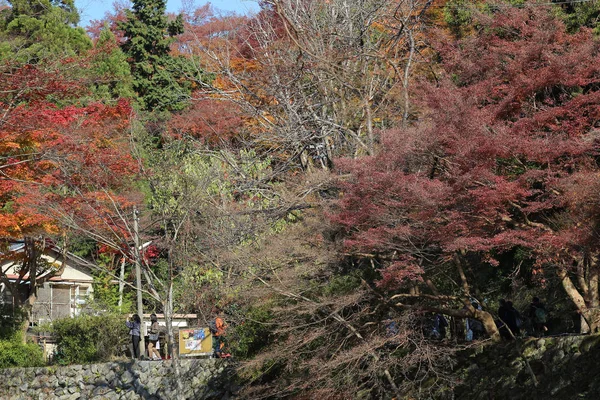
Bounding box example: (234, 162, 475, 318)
(332, 5, 600, 335)
(0, 59, 139, 327)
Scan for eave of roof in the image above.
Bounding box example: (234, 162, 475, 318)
(5, 274, 93, 283)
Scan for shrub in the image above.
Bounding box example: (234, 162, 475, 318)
(0, 336, 44, 368)
(52, 313, 128, 365)
(231, 305, 273, 359)
(0, 305, 26, 340)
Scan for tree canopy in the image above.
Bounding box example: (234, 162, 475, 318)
(118, 0, 201, 112)
(2, 0, 600, 397)
(0, 0, 91, 62)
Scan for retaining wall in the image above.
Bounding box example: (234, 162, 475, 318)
(0, 358, 234, 400)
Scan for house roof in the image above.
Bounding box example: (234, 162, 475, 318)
(1, 241, 96, 284)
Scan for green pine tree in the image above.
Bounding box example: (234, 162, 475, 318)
(89, 25, 136, 101)
(0, 0, 91, 62)
(119, 0, 201, 112)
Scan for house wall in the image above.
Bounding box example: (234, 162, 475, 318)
(32, 283, 93, 324)
(1, 252, 94, 324)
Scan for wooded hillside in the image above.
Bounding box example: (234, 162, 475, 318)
(2, 0, 600, 398)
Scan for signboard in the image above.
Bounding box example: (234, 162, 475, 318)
(178, 328, 212, 357)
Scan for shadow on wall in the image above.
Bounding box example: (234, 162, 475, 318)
(0, 358, 236, 400)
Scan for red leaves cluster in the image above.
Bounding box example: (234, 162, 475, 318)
(332, 6, 600, 289)
(168, 99, 244, 145)
(0, 62, 138, 239)
(377, 259, 425, 290)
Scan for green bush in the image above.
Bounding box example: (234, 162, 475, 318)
(443, 0, 474, 37)
(231, 305, 273, 359)
(52, 313, 128, 365)
(323, 273, 362, 297)
(0, 305, 26, 340)
(0, 336, 44, 368)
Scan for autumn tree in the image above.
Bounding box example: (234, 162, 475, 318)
(0, 59, 138, 336)
(168, 5, 250, 147)
(332, 3, 600, 335)
(257, 0, 432, 155)
(181, 0, 434, 173)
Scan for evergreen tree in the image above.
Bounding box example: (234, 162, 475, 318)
(0, 0, 91, 62)
(119, 0, 199, 112)
(89, 25, 136, 101)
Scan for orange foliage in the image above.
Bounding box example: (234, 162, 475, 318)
(0, 62, 139, 240)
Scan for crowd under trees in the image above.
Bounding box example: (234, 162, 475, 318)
(1, 0, 600, 397)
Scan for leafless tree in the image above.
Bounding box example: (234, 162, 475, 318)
(181, 0, 433, 171)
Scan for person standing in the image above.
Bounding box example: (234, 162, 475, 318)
(505, 301, 522, 337)
(126, 314, 141, 359)
(432, 314, 448, 340)
(148, 313, 162, 360)
(497, 299, 511, 340)
(528, 297, 548, 336)
(210, 307, 230, 358)
(466, 301, 485, 341)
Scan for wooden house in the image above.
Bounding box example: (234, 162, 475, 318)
(0, 241, 95, 325)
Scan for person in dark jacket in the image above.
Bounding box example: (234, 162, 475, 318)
(505, 301, 521, 337)
(467, 301, 485, 340)
(527, 297, 548, 336)
(126, 314, 141, 359)
(497, 299, 511, 340)
(432, 314, 448, 340)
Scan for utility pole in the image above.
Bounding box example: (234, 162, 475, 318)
(133, 206, 145, 357)
(118, 257, 125, 310)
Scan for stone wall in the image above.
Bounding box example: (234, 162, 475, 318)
(0, 358, 235, 400)
(452, 334, 600, 399)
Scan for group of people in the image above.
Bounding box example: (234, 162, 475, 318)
(125, 308, 231, 360)
(498, 296, 548, 339)
(125, 313, 162, 360)
(427, 297, 549, 342)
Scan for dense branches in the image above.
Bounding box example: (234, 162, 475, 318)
(3, 0, 600, 397)
(332, 4, 600, 337)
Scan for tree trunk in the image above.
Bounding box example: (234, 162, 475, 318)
(19, 237, 39, 343)
(581, 308, 600, 334)
(13, 236, 69, 343)
(363, 99, 374, 155)
(20, 297, 35, 344)
(118, 257, 126, 311)
(454, 251, 501, 341)
(165, 279, 185, 400)
(299, 147, 313, 173)
(557, 264, 600, 332)
(475, 308, 500, 342)
(402, 28, 415, 126)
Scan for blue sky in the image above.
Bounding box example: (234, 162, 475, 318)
(75, 0, 259, 28)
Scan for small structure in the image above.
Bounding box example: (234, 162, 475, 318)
(137, 314, 213, 357)
(0, 241, 95, 325)
(141, 313, 196, 331)
(178, 327, 213, 357)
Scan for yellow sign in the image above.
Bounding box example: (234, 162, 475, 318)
(178, 328, 213, 356)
